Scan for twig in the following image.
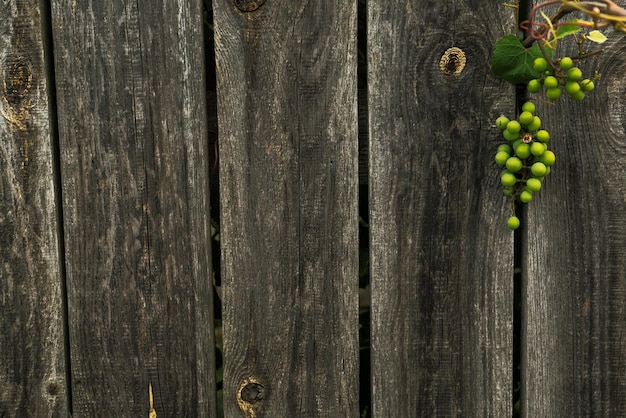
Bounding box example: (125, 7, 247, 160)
(521, 0, 626, 48)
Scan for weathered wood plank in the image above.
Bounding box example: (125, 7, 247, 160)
(0, 1, 69, 416)
(522, 35, 626, 417)
(367, 1, 515, 416)
(50, 0, 215, 415)
(208, 90, 369, 187)
(213, 1, 359, 416)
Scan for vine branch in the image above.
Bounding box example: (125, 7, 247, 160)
(521, 0, 626, 48)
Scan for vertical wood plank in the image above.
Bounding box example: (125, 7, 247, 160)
(51, 1, 215, 415)
(0, 1, 69, 416)
(367, 1, 514, 416)
(522, 36, 626, 417)
(213, 1, 359, 416)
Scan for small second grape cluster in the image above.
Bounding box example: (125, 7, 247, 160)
(495, 56, 596, 230)
(527, 56, 596, 101)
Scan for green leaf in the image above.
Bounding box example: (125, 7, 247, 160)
(490, 34, 553, 84)
(587, 30, 608, 43)
(555, 23, 582, 39)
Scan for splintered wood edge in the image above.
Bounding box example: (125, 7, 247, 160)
(149, 381, 157, 418)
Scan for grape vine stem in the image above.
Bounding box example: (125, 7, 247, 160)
(521, 0, 626, 48)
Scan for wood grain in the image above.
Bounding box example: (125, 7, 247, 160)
(521, 35, 626, 417)
(213, 1, 360, 416)
(367, 1, 515, 416)
(51, 0, 215, 415)
(0, 1, 69, 416)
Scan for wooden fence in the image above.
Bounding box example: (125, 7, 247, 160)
(1, 0, 625, 416)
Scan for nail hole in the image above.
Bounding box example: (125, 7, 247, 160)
(46, 382, 59, 396)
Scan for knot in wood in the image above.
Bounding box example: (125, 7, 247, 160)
(439, 47, 466, 76)
(241, 382, 265, 403)
(3, 58, 33, 106)
(234, 0, 265, 12)
(1, 57, 35, 130)
(237, 377, 266, 416)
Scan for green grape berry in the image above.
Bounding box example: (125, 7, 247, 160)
(565, 81, 581, 96)
(501, 171, 518, 187)
(519, 190, 533, 203)
(519, 111, 534, 126)
(496, 115, 510, 130)
(546, 87, 562, 101)
(503, 186, 515, 196)
(495, 151, 510, 166)
(567, 67, 583, 81)
(527, 116, 541, 131)
(527, 79, 542, 93)
(522, 101, 536, 114)
(540, 150, 556, 166)
(515, 143, 531, 159)
(533, 57, 548, 72)
(507, 216, 521, 230)
(535, 129, 550, 143)
(526, 177, 542, 192)
(559, 57, 574, 70)
(544, 76, 559, 89)
(503, 129, 520, 141)
(580, 79, 595, 92)
(506, 156, 523, 172)
(531, 162, 548, 177)
(498, 144, 512, 154)
(506, 120, 521, 133)
(570, 90, 585, 101)
(530, 141, 546, 156)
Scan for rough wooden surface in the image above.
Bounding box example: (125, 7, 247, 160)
(208, 89, 368, 187)
(213, 1, 360, 416)
(51, 0, 215, 416)
(0, 1, 69, 416)
(367, 1, 515, 416)
(521, 35, 626, 417)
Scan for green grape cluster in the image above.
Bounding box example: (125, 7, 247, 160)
(495, 101, 556, 230)
(527, 57, 596, 102)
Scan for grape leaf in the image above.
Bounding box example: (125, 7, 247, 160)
(587, 30, 607, 43)
(490, 34, 553, 84)
(555, 23, 582, 39)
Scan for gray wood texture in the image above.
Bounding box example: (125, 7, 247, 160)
(50, 0, 215, 416)
(0, 1, 69, 416)
(213, 1, 360, 416)
(4, 1, 626, 416)
(521, 35, 626, 417)
(367, 1, 515, 416)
